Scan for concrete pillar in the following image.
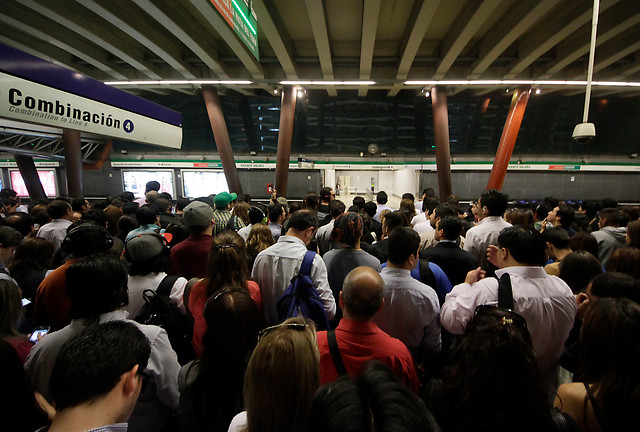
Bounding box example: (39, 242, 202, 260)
(431, 86, 452, 200)
(202, 85, 243, 194)
(14, 155, 46, 201)
(486, 87, 530, 190)
(275, 86, 297, 196)
(63, 129, 84, 198)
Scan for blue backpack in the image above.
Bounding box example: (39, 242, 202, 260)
(277, 251, 330, 331)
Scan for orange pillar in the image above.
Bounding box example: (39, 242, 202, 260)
(202, 85, 243, 194)
(14, 155, 47, 201)
(63, 129, 84, 198)
(275, 86, 297, 196)
(486, 87, 530, 190)
(431, 86, 452, 200)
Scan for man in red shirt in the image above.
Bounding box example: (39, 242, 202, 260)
(169, 200, 214, 280)
(316, 266, 419, 392)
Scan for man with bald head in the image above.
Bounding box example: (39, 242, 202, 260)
(316, 266, 419, 392)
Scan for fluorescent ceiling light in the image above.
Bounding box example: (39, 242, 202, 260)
(405, 79, 634, 87)
(105, 80, 253, 86)
(280, 80, 376, 85)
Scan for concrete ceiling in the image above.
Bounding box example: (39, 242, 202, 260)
(2, 0, 639, 98)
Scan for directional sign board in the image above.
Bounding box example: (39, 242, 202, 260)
(210, 0, 259, 60)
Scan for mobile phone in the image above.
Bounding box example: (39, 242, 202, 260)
(30, 327, 50, 342)
(267, 183, 274, 193)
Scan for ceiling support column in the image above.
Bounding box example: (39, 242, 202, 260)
(431, 86, 452, 200)
(202, 85, 243, 194)
(63, 129, 84, 198)
(275, 86, 297, 196)
(14, 155, 47, 201)
(486, 87, 530, 190)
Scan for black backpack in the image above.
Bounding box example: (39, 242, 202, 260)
(135, 275, 194, 365)
(276, 251, 330, 331)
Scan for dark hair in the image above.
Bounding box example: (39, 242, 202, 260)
(331, 213, 364, 249)
(433, 307, 553, 432)
(71, 198, 86, 212)
(249, 206, 266, 225)
(0, 226, 24, 249)
(191, 288, 263, 430)
(158, 192, 172, 201)
(352, 196, 365, 210)
(376, 191, 388, 205)
(342, 267, 384, 318)
(589, 272, 640, 304)
(81, 209, 108, 228)
(267, 203, 284, 223)
(117, 215, 140, 242)
(423, 197, 439, 214)
(558, 251, 603, 293)
(556, 205, 575, 228)
(320, 187, 333, 201)
(363, 201, 377, 218)
(66, 255, 129, 320)
(497, 226, 546, 266)
(543, 226, 570, 249)
(434, 205, 455, 220)
(388, 228, 419, 265)
(534, 203, 551, 221)
(569, 231, 599, 257)
(329, 199, 346, 219)
(308, 362, 439, 432)
(580, 200, 600, 219)
(382, 211, 407, 234)
(607, 247, 640, 278)
(47, 200, 71, 219)
(626, 220, 640, 248)
(288, 209, 318, 231)
(155, 197, 170, 213)
(480, 189, 509, 217)
(63, 223, 113, 257)
(599, 207, 621, 226)
(578, 298, 640, 430)
(304, 192, 319, 210)
(506, 208, 534, 227)
(544, 196, 560, 209)
(438, 216, 462, 241)
(8, 237, 55, 282)
(50, 321, 150, 411)
(122, 201, 139, 215)
(600, 197, 618, 209)
(165, 222, 189, 247)
(3, 212, 33, 237)
(145, 180, 160, 193)
(205, 232, 248, 298)
(135, 204, 158, 225)
(398, 199, 416, 223)
(402, 193, 415, 201)
(120, 191, 135, 203)
(176, 197, 190, 211)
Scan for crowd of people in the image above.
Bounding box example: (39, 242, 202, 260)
(1, 180, 639, 432)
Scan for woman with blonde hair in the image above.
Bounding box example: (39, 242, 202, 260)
(188, 231, 262, 357)
(228, 317, 320, 432)
(245, 223, 274, 269)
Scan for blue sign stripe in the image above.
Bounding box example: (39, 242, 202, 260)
(0, 43, 181, 127)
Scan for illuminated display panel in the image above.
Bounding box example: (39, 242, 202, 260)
(122, 170, 174, 198)
(181, 170, 228, 198)
(10, 170, 57, 197)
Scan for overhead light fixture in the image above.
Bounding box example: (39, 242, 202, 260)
(506, 89, 510, 93)
(105, 80, 253, 86)
(280, 80, 376, 85)
(535, 88, 541, 95)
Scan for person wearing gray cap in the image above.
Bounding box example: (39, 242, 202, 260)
(169, 200, 215, 280)
(124, 232, 188, 319)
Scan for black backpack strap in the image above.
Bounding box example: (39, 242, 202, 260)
(418, 258, 437, 289)
(497, 273, 514, 310)
(327, 330, 347, 376)
(157, 274, 180, 296)
(226, 215, 236, 231)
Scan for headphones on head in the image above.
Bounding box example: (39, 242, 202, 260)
(61, 224, 114, 255)
(250, 206, 268, 225)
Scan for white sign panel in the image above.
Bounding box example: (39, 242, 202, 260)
(0, 72, 182, 148)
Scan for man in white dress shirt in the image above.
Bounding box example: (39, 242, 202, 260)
(251, 209, 336, 325)
(463, 189, 511, 271)
(442, 225, 576, 389)
(36, 199, 74, 250)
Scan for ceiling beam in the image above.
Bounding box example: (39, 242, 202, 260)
(304, 0, 336, 96)
(17, 0, 162, 79)
(614, 52, 640, 79)
(590, 29, 640, 75)
(505, 0, 620, 78)
(253, 0, 298, 79)
(358, 0, 381, 97)
(469, 0, 557, 78)
(78, 0, 198, 79)
(434, 0, 504, 79)
(540, 2, 640, 79)
(0, 6, 128, 80)
(388, 0, 441, 97)
(131, 0, 230, 79)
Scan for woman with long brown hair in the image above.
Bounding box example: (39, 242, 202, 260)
(188, 231, 262, 357)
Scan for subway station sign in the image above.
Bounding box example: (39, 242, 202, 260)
(0, 44, 183, 149)
(210, 0, 259, 60)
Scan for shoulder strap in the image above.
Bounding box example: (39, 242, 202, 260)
(327, 330, 347, 376)
(584, 383, 606, 430)
(497, 273, 514, 310)
(299, 251, 316, 276)
(418, 258, 437, 289)
(183, 277, 200, 310)
(157, 274, 180, 296)
(226, 214, 236, 231)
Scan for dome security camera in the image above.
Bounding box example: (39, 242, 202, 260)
(572, 123, 595, 144)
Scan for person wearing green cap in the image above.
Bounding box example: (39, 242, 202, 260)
(212, 192, 245, 236)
